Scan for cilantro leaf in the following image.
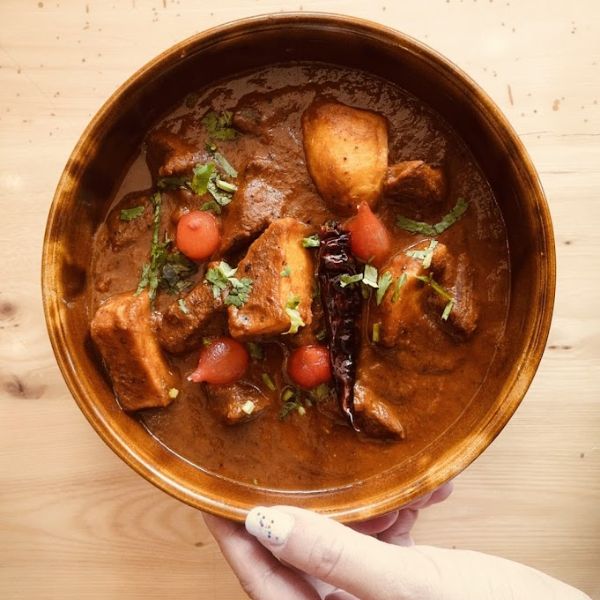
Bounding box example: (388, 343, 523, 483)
(406, 239, 438, 269)
(120, 205, 145, 221)
(178, 298, 190, 314)
(376, 271, 394, 305)
(339, 273, 363, 287)
(391, 272, 408, 303)
(213, 151, 238, 178)
(190, 163, 215, 195)
(302, 235, 320, 248)
(362, 264, 379, 288)
(157, 175, 189, 190)
(204, 261, 252, 307)
(284, 294, 305, 335)
(261, 373, 276, 391)
(396, 198, 469, 236)
(202, 111, 237, 141)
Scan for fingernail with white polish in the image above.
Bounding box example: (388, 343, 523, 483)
(246, 506, 295, 546)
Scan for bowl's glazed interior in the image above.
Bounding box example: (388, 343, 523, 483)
(42, 13, 555, 522)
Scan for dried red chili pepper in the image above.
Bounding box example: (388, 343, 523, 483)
(317, 223, 362, 430)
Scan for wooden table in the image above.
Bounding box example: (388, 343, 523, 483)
(1, 1, 598, 598)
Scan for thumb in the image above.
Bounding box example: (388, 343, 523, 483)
(245, 505, 435, 600)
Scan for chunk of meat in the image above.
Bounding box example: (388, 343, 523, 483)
(427, 245, 478, 338)
(232, 108, 266, 136)
(90, 291, 177, 411)
(220, 158, 287, 253)
(157, 282, 224, 354)
(228, 218, 314, 340)
(383, 160, 446, 207)
(145, 129, 202, 179)
(302, 101, 388, 215)
(204, 381, 270, 425)
(106, 191, 153, 250)
(370, 252, 425, 348)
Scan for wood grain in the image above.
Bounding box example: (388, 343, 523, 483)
(0, 0, 598, 598)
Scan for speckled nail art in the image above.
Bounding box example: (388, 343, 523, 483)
(245, 506, 295, 546)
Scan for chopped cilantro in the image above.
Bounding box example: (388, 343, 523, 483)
(120, 205, 145, 221)
(302, 235, 320, 248)
(416, 273, 454, 301)
(281, 388, 295, 403)
(284, 294, 305, 335)
(339, 273, 363, 287)
(157, 175, 188, 190)
(442, 299, 455, 321)
(204, 261, 253, 307)
(200, 200, 222, 215)
(310, 383, 331, 402)
(178, 298, 190, 314)
(396, 198, 469, 236)
(202, 337, 212, 347)
(136, 193, 197, 301)
(406, 239, 438, 269)
(213, 150, 238, 178)
(190, 163, 215, 196)
(261, 373, 277, 392)
(202, 110, 237, 141)
(246, 342, 264, 361)
(315, 328, 327, 342)
(241, 400, 255, 415)
(280, 265, 291, 277)
(372, 322, 381, 343)
(362, 264, 379, 288)
(391, 272, 408, 303)
(376, 271, 394, 305)
(207, 175, 235, 207)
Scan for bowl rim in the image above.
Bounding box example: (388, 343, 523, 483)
(42, 11, 556, 521)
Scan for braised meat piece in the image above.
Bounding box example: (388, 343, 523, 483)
(219, 157, 287, 253)
(106, 191, 154, 250)
(158, 282, 224, 354)
(383, 160, 447, 206)
(205, 382, 271, 425)
(145, 129, 202, 180)
(302, 101, 389, 215)
(228, 218, 314, 340)
(90, 291, 177, 411)
(427, 245, 478, 338)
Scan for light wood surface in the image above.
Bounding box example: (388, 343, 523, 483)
(1, 1, 598, 598)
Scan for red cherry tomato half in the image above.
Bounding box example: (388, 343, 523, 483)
(176, 210, 220, 261)
(345, 202, 391, 266)
(188, 337, 249, 384)
(287, 344, 333, 390)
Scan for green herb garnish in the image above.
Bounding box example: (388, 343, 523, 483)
(372, 322, 381, 343)
(339, 273, 363, 287)
(280, 265, 291, 277)
(315, 328, 327, 342)
(200, 200, 222, 215)
(302, 235, 320, 248)
(204, 261, 253, 307)
(168, 387, 180, 399)
(157, 175, 188, 190)
(261, 373, 277, 391)
(391, 272, 408, 303)
(416, 273, 456, 320)
(178, 298, 190, 315)
(396, 198, 469, 236)
(135, 193, 171, 300)
(442, 299, 455, 321)
(190, 163, 215, 196)
(246, 342, 264, 361)
(202, 110, 237, 141)
(310, 383, 331, 402)
(120, 205, 145, 221)
(284, 294, 305, 335)
(362, 264, 379, 288)
(213, 151, 238, 178)
(406, 239, 438, 269)
(376, 271, 394, 305)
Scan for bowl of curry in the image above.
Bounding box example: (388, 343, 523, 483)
(42, 13, 555, 521)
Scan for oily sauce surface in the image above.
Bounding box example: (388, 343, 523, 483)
(89, 64, 509, 490)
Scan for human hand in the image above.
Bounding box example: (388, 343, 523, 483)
(204, 483, 589, 600)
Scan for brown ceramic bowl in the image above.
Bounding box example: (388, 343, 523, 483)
(42, 13, 555, 522)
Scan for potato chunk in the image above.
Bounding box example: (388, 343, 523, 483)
(228, 218, 314, 340)
(302, 101, 388, 215)
(90, 291, 177, 411)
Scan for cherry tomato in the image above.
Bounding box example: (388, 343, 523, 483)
(345, 202, 391, 266)
(188, 337, 249, 384)
(287, 344, 333, 389)
(176, 210, 220, 261)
